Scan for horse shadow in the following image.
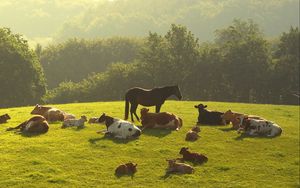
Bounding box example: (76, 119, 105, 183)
(141, 129, 172, 138)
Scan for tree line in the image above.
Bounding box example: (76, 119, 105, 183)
(0, 19, 299, 108)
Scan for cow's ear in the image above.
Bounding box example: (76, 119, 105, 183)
(194, 105, 198, 108)
(228, 110, 232, 112)
(204, 105, 208, 108)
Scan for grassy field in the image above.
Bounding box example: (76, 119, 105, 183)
(0, 101, 299, 188)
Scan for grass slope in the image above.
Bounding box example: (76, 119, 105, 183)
(0, 101, 299, 188)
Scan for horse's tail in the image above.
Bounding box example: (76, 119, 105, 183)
(125, 94, 130, 120)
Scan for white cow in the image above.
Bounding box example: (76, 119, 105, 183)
(62, 115, 87, 128)
(97, 113, 141, 139)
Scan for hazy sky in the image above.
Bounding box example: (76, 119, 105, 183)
(0, 0, 298, 47)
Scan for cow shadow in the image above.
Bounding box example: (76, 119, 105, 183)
(20, 132, 47, 137)
(141, 129, 172, 138)
(88, 135, 139, 145)
(234, 133, 277, 141)
(219, 127, 235, 132)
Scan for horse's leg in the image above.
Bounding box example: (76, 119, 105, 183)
(156, 104, 162, 113)
(130, 103, 139, 122)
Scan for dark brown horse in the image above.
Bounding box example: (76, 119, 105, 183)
(124, 85, 182, 122)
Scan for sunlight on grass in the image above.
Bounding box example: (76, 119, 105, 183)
(0, 101, 299, 187)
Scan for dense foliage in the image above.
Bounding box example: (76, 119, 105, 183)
(0, 28, 46, 107)
(40, 37, 143, 88)
(43, 21, 299, 105)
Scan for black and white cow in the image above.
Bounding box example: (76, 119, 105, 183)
(97, 113, 141, 139)
(194, 104, 228, 125)
(238, 117, 282, 137)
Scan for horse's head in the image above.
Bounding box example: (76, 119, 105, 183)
(173, 85, 182, 100)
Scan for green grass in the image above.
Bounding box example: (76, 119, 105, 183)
(0, 101, 299, 188)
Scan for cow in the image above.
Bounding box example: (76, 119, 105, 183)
(6, 115, 49, 135)
(185, 130, 199, 141)
(31, 104, 75, 122)
(166, 159, 194, 174)
(237, 117, 282, 137)
(194, 104, 228, 125)
(0, 113, 11, 124)
(88, 117, 99, 124)
(140, 108, 182, 130)
(221, 110, 263, 129)
(97, 113, 141, 139)
(178, 147, 208, 164)
(115, 162, 137, 176)
(61, 116, 87, 129)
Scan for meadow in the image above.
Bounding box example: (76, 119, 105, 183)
(0, 101, 299, 188)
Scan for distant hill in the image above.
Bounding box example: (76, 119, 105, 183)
(0, 0, 298, 45)
(51, 0, 300, 42)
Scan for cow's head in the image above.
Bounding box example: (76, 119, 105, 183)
(194, 104, 207, 110)
(31, 104, 43, 115)
(3, 113, 11, 120)
(221, 110, 235, 121)
(140, 108, 149, 117)
(80, 115, 87, 122)
(125, 162, 137, 173)
(179, 147, 189, 155)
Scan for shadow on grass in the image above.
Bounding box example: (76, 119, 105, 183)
(219, 127, 235, 132)
(115, 173, 135, 179)
(234, 133, 278, 141)
(141, 129, 172, 138)
(88, 135, 139, 144)
(20, 132, 48, 137)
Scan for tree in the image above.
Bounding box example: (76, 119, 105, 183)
(0, 28, 46, 107)
(215, 19, 271, 102)
(272, 27, 299, 104)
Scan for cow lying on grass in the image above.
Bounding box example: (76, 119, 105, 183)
(185, 126, 200, 141)
(97, 113, 141, 139)
(178, 147, 208, 165)
(194, 104, 228, 125)
(237, 117, 282, 137)
(115, 162, 137, 176)
(62, 116, 87, 129)
(88, 117, 99, 124)
(6, 115, 49, 135)
(166, 159, 194, 174)
(0, 114, 10, 124)
(221, 110, 263, 129)
(140, 108, 182, 130)
(31, 104, 75, 122)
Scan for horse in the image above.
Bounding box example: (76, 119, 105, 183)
(124, 85, 182, 122)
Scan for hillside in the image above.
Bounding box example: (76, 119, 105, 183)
(0, 101, 299, 187)
(0, 0, 298, 46)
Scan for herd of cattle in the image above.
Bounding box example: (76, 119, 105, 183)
(0, 102, 282, 176)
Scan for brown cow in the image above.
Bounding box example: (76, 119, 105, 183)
(115, 162, 137, 176)
(0, 113, 11, 124)
(31, 104, 75, 122)
(6, 115, 49, 134)
(140, 108, 182, 130)
(185, 130, 199, 141)
(221, 110, 263, 129)
(178, 147, 208, 164)
(166, 159, 194, 174)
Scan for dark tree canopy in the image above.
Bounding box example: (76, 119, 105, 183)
(0, 28, 46, 107)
